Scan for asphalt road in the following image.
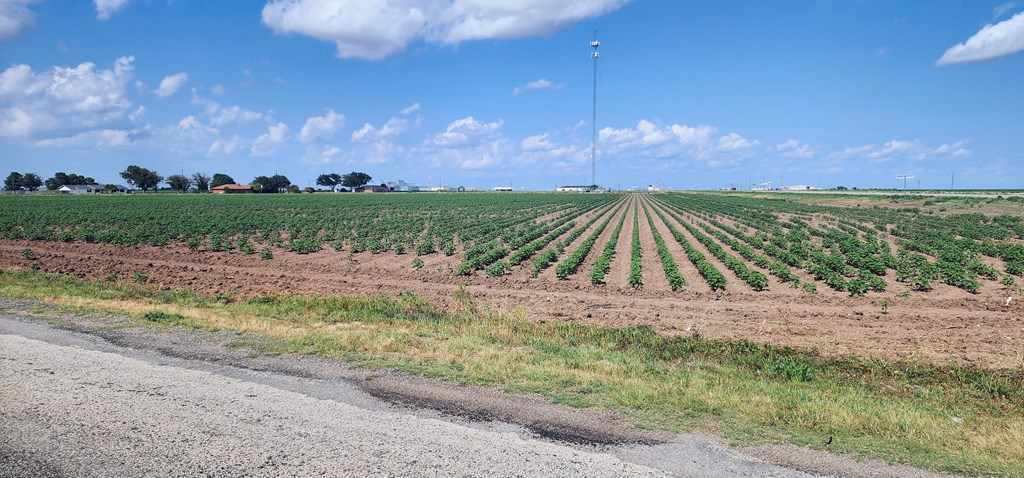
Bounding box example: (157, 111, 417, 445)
(0, 311, 955, 478)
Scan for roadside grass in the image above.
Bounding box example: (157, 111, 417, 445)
(1, 268, 1021, 477)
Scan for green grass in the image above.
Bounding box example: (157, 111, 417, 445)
(0, 267, 1021, 476)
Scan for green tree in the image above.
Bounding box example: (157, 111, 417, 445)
(21, 173, 42, 191)
(4, 172, 23, 192)
(341, 172, 372, 191)
(119, 165, 163, 192)
(191, 172, 211, 192)
(44, 172, 96, 190)
(166, 174, 193, 192)
(316, 173, 342, 191)
(251, 174, 290, 193)
(211, 173, 235, 188)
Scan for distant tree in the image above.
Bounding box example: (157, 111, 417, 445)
(4, 172, 23, 192)
(166, 174, 193, 192)
(341, 172, 372, 191)
(119, 165, 163, 192)
(316, 173, 342, 192)
(251, 174, 290, 193)
(211, 173, 235, 188)
(44, 172, 96, 190)
(286, 184, 301, 194)
(835, 186, 848, 191)
(104, 184, 119, 193)
(21, 173, 42, 191)
(304, 186, 316, 193)
(192, 172, 211, 192)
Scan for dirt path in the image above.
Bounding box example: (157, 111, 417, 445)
(538, 200, 624, 281)
(643, 198, 711, 294)
(2, 237, 1022, 369)
(635, 200, 673, 292)
(645, 198, 757, 293)
(608, 196, 639, 290)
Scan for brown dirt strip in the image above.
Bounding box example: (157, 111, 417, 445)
(635, 199, 672, 293)
(643, 197, 757, 294)
(641, 197, 710, 294)
(2, 233, 1022, 370)
(536, 199, 626, 282)
(607, 196, 639, 290)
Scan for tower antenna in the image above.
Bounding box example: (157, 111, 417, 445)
(590, 31, 600, 191)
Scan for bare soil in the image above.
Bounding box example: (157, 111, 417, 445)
(2, 238, 1022, 369)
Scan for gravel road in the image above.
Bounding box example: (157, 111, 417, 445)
(0, 310, 957, 478)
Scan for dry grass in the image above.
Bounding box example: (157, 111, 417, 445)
(1, 268, 1022, 477)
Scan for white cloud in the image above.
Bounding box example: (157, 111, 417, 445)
(177, 115, 201, 130)
(776, 139, 815, 159)
(433, 116, 503, 147)
(400, 102, 420, 115)
(937, 12, 1024, 65)
(35, 128, 134, 149)
(298, 109, 345, 143)
(94, 0, 131, 20)
(521, 133, 554, 151)
(301, 144, 344, 165)
(207, 134, 245, 155)
(0, 56, 135, 137)
(0, 0, 38, 40)
(128, 105, 145, 122)
(826, 139, 971, 164)
(210, 84, 226, 96)
(153, 72, 188, 98)
(513, 78, 562, 95)
(209, 105, 263, 127)
(994, 2, 1018, 19)
(250, 122, 289, 156)
(351, 116, 408, 143)
(261, 0, 631, 60)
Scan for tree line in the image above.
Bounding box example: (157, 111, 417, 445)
(5, 167, 375, 194)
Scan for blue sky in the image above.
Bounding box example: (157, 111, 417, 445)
(1, 0, 1023, 190)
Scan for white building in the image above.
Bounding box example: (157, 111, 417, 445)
(556, 185, 590, 192)
(492, 186, 513, 192)
(58, 184, 129, 194)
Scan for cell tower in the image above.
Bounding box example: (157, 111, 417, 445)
(590, 32, 600, 190)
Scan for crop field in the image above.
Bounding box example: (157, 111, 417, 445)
(1, 192, 1021, 368)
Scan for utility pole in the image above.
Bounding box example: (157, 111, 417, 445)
(951, 170, 955, 190)
(590, 32, 600, 190)
(897, 174, 913, 192)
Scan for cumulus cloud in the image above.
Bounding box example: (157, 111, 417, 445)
(0, 56, 135, 137)
(261, 0, 631, 60)
(0, 0, 38, 40)
(207, 134, 245, 155)
(298, 109, 345, 143)
(210, 84, 226, 96)
(433, 116, 503, 147)
(937, 12, 1024, 65)
(351, 116, 408, 143)
(400, 102, 420, 115)
(35, 128, 135, 149)
(209, 105, 263, 127)
(827, 139, 970, 163)
(776, 139, 815, 159)
(250, 122, 289, 156)
(94, 0, 131, 20)
(512, 78, 562, 95)
(153, 72, 188, 98)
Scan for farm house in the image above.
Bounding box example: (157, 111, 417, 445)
(211, 184, 252, 194)
(58, 184, 129, 194)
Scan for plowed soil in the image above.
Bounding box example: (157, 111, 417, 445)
(2, 237, 1021, 369)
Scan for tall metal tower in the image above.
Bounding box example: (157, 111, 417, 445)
(590, 32, 600, 190)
